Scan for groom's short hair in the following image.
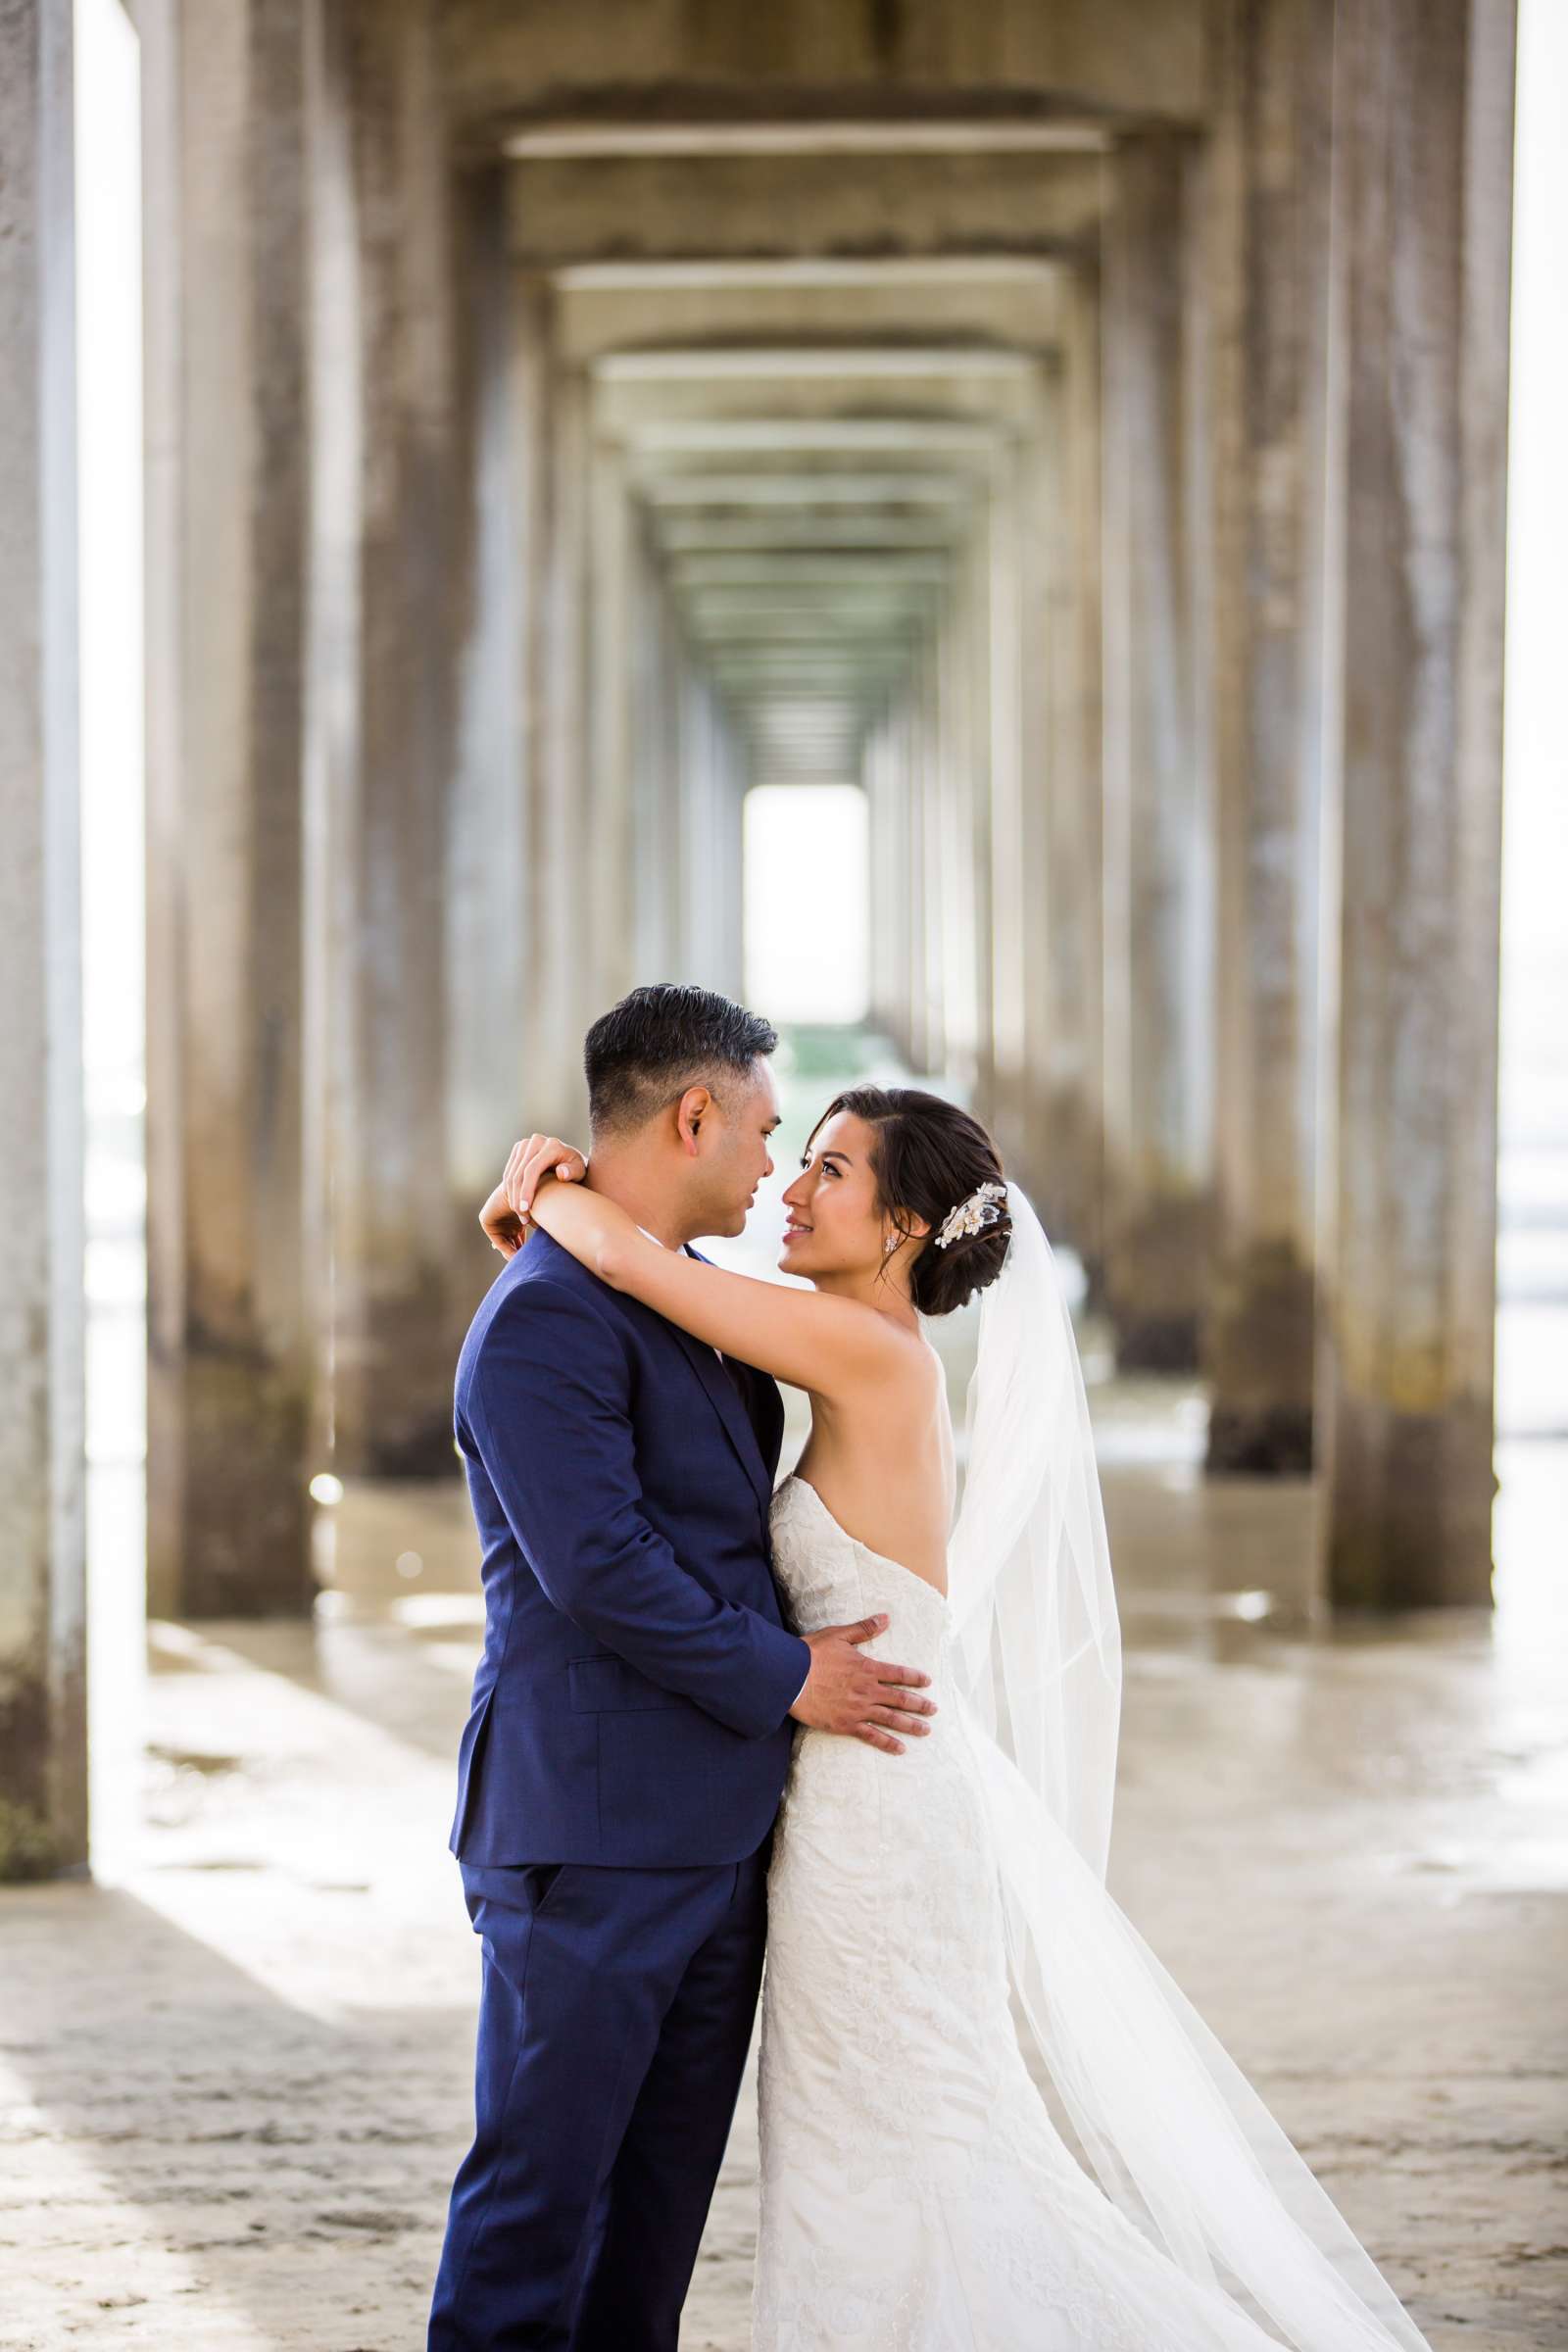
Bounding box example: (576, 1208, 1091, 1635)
(584, 984, 778, 1137)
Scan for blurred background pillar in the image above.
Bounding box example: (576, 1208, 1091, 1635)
(305, 0, 464, 1478)
(1101, 135, 1213, 1371)
(444, 166, 529, 1323)
(0, 0, 87, 1873)
(141, 0, 313, 1614)
(528, 350, 594, 1133)
(1202, 0, 1336, 1477)
(1036, 281, 1107, 1272)
(1323, 0, 1517, 1605)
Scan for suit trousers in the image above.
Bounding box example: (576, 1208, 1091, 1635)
(427, 1828, 773, 2350)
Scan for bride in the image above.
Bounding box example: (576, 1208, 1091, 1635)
(481, 1085, 1435, 2352)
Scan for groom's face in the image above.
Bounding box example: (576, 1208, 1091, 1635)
(683, 1058, 781, 1241)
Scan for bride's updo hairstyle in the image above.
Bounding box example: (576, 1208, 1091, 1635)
(809, 1086, 1011, 1316)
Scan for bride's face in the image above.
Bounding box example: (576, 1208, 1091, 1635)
(779, 1111, 888, 1280)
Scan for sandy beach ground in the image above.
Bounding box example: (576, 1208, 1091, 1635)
(3, 1394, 1563, 2352)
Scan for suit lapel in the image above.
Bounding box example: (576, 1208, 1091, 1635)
(664, 1318, 776, 1527)
(673, 1245, 776, 1525)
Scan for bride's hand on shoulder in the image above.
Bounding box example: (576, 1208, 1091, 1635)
(478, 1132, 587, 1256)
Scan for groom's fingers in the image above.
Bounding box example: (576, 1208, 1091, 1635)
(867, 1665, 935, 1707)
(864, 1705, 932, 1737)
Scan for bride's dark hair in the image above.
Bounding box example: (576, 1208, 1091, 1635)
(807, 1086, 1011, 1316)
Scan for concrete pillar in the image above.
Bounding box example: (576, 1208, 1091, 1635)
(936, 540, 987, 1101)
(446, 168, 527, 1301)
(630, 523, 683, 982)
(890, 691, 924, 1067)
(1202, 0, 1336, 1477)
(586, 437, 636, 1004)
(0, 0, 86, 1874)
(142, 0, 313, 1615)
(526, 351, 594, 1131)
(305, 0, 462, 1477)
(1101, 134, 1213, 1369)
(680, 671, 745, 998)
(915, 643, 947, 1075)
(1038, 272, 1107, 1270)
(863, 695, 906, 1050)
(1322, 0, 1516, 1606)
(984, 451, 1030, 1173)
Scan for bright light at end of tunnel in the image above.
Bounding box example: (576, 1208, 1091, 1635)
(743, 784, 869, 1025)
(309, 1473, 345, 1507)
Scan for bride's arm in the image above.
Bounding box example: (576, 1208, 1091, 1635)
(494, 1147, 903, 1398)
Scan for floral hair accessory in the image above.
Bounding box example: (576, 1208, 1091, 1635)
(933, 1180, 1008, 1250)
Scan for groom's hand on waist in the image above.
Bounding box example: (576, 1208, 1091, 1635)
(789, 1618, 937, 1756)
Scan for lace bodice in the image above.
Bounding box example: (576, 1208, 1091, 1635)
(768, 1470, 949, 1678)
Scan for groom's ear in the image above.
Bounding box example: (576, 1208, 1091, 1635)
(675, 1084, 714, 1155)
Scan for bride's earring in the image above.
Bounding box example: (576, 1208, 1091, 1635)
(883, 1232, 899, 1256)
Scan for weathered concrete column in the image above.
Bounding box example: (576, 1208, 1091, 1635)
(629, 523, 683, 982)
(142, 0, 313, 1615)
(904, 651, 935, 1072)
(0, 0, 86, 1874)
(586, 436, 636, 1004)
(936, 536, 988, 1102)
(863, 694, 909, 1054)
(1201, 0, 1336, 1477)
(913, 642, 947, 1075)
(445, 168, 527, 1305)
(524, 349, 594, 1132)
(680, 669, 746, 998)
(983, 449, 1030, 1176)
(1037, 270, 1107, 1272)
(305, 0, 463, 1477)
(1323, 0, 1516, 1606)
(1101, 134, 1213, 1369)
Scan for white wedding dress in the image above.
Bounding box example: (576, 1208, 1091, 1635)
(750, 1185, 1433, 2352)
(752, 1470, 1287, 2352)
(752, 1467, 1288, 2352)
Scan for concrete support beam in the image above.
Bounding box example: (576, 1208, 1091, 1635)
(1101, 136, 1213, 1368)
(1322, 0, 1516, 1607)
(450, 2, 1208, 132)
(305, 0, 463, 1477)
(506, 152, 1104, 272)
(0, 0, 86, 1874)
(142, 0, 313, 1616)
(1202, 0, 1336, 1477)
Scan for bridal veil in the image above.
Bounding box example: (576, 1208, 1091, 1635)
(945, 1180, 1433, 2352)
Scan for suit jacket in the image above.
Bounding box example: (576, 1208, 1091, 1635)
(447, 1227, 811, 1868)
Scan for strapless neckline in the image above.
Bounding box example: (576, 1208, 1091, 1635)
(774, 1471, 949, 1610)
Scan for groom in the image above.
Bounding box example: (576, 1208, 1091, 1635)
(428, 984, 935, 2350)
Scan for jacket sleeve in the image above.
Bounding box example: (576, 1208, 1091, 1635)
(467, 1276, 811, 1741)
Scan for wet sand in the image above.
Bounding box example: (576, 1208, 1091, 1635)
(2, 1404, 1563, 2350)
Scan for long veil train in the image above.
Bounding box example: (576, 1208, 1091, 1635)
(946, 1182, 1433, 2352)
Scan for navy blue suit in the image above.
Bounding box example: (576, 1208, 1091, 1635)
(428, 1228, 810, 2349)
